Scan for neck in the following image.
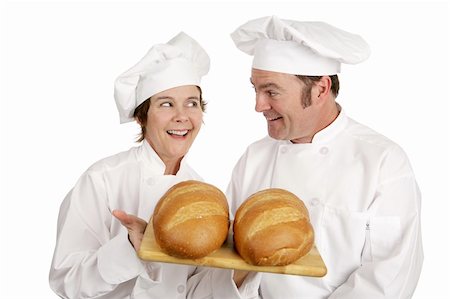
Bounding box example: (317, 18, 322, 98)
(164, 159, 182, 175)
(320, 101, 340, 130)
(291, 101, 339, 144)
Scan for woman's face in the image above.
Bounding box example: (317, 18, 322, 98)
(144, 85, 203, 165)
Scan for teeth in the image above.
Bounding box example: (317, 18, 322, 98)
(267, 116, 281, 121)
(167, 130, 188, 136)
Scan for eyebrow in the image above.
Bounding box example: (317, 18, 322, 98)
(154, 96, 173, 101)
(187, 96, 200, 100)
(154, 95, 200, 101)
(249, 78, 283, 90)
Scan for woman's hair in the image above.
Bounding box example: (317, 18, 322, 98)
(132, 86, 206, 142)
(295, 75, 340, 108)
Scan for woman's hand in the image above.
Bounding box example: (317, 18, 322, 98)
(112, 210, 148, 251)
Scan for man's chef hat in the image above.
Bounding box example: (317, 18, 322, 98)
(114, 32, 210, 123)
(231, 16, 370, 76)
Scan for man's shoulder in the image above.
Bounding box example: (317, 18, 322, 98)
(344, 117, 399, 150)
(248, 135, 278, 147)
(245, 135, 280, 153)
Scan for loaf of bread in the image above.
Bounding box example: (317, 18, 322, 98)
(152, 180, 229, 259)
(233, 188, 314, 266)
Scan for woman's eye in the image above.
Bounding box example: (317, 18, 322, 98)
(160, 102, 172, 107)
(187, 101, 199, 107)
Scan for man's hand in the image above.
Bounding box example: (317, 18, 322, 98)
(112, 210, 147, 251)
(233, 270, 250, 288)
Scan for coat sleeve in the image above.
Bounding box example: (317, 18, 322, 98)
(49, 170, 147, 298)
(329, 145, 424, 299)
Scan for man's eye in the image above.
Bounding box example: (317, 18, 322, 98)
(268, 91, 278, 96)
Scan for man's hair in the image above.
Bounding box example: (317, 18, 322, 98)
(133, 86, 206, 142)
(295, 75, 340, 108)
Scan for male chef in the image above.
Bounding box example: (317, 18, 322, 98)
(212, 15, 423, 299)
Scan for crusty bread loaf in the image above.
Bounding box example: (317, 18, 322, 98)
(152, 180, 229, 259)
(233, 188, 314, 266)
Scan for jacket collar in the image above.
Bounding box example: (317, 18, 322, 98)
(310, 104, 347, 144)
(139, 139, 189, 176)
(140, 139, 166, 175)
(277, 103, 347, 146)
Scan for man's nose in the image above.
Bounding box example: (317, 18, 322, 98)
(255, 95, 270, 112)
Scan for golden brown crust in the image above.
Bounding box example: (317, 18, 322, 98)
(233, 188, 314, 266)
(153, 180, 229, 259)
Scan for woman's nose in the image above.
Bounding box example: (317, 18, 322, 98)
(174, 107, 189, 122)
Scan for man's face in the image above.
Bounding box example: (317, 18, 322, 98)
(250, 68, 320, 143)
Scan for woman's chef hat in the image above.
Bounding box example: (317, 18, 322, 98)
(231, 16, 370, 76)
(114, 32, 210, 123)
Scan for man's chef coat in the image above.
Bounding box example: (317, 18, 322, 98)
(225, 108, 423, 299)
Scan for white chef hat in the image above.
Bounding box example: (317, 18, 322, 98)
(231, 16, 370, 76)
(114, 32, 210, 123)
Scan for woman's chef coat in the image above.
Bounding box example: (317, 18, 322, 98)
(226, 108, 423, 299)
(49, 140, 232, 299)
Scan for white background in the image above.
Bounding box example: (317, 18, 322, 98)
(1, 1, 449, 298)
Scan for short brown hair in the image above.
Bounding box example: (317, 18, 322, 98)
(133, 86, 206, 142)
(295, 75, 340, 108)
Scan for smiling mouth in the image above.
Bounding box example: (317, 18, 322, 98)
(167, 129, 189, 137)
(266, 116, 282, 121)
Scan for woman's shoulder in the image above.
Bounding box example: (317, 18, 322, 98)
(86, 145, 141, 173)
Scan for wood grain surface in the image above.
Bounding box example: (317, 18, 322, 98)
(138, 222, 327, 277)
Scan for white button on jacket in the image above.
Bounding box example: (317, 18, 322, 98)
(310, 198, 320, 207)
(319, 147, 329, 155)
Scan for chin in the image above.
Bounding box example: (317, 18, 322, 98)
(268, 131, 283, 140)
(171, 148, 189, 158)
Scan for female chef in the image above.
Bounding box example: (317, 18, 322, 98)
(49, 32, 214, 298)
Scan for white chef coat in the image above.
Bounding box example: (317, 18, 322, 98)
(224, 108, 423, 299)
(49, 140, 243, 299)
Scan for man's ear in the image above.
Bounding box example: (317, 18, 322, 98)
(313, 76, 332, 104)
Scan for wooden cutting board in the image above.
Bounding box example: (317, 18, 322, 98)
(138, 222, 327, 277)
